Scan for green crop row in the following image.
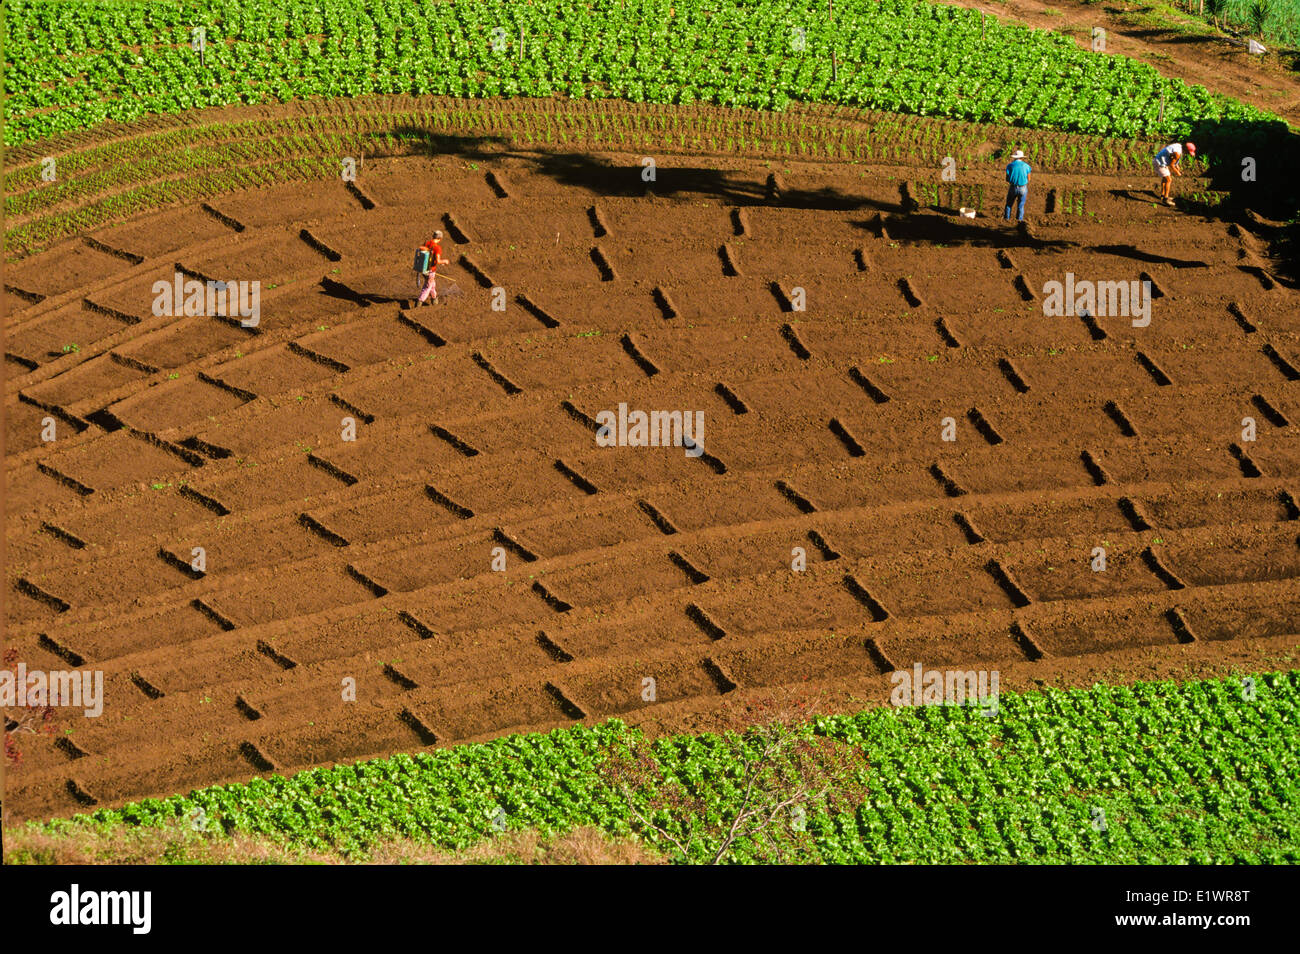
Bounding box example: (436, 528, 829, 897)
(20, 671, 1299, 864)
(5, 155, 339, 257)
(5, 100, 1161, 187)
(4, 0, 1286, 148)
(4, 132, 375, 218)
(3, 99, 1171, 259)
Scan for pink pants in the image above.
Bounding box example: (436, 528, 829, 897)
(417, 270, 438, 302)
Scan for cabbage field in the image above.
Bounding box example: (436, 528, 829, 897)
(3, 0, 1281, 146)
(17, 672, 1299, 864)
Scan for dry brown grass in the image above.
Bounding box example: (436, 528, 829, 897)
(2, 823, 665, 866)
(368, 826, 665, 865)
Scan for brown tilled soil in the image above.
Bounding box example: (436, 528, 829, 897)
(4, 137, 1299, 822)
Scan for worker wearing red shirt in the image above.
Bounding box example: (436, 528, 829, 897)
(415, 231, 449, 306)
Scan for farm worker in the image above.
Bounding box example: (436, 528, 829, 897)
(1003, 150, 1032, 224)
(413, 239, 434, 298)
(1153, 142, 1195, 206)
(415, 232, 449, 306)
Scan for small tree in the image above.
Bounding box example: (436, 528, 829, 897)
(1204, 0, 1227, 30)
(3, 649, 57, 766)
(1249, 0, 1270, 38)
(599, 693, 868, 864)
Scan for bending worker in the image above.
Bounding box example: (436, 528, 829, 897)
(1153, 141, 1196, 206)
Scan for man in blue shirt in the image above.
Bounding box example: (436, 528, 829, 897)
(1004, 150, 1032, 224)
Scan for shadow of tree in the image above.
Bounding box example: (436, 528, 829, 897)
(1093, 244, 1211, 267)
(379, 116, 1298, 282)
(857, 211, 1077, 250)
(390, 125, 900, 212)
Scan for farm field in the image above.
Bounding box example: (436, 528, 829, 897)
(3, 0, 1299, 869)
(3, 0, 1285, 145)
(5, 95, 1299, 825)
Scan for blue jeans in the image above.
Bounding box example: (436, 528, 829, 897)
(1004, 184, 1028, 221)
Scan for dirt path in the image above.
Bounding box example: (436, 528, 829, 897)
(951, 0, 1300, 125)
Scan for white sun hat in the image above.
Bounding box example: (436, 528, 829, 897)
(1011, 150, 1025, 159)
